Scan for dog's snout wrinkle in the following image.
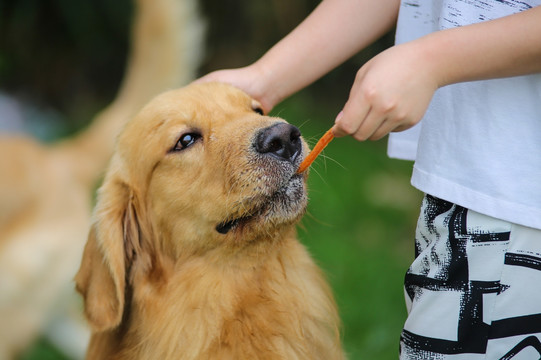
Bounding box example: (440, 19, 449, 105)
(255, 123, 302, 163)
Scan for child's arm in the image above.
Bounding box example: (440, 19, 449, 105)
(334, 6, 541, 141)
(197, 0, 400, 114)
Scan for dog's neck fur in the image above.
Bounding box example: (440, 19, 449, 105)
(87, 229, 342, 360)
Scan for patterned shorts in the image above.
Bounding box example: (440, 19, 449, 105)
(400, 195, 541, 360)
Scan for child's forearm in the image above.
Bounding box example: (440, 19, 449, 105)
(417, 6, 541, 88)
(252, 0, 400, 109)
(332, 5, 541, 141)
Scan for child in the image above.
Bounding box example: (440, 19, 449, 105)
(197, 1, 541, 358)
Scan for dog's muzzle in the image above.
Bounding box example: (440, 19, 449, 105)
(255, 123, 302, 164)
(215, 123, 306, 235)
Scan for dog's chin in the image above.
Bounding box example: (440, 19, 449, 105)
(216, 174, 307, 236)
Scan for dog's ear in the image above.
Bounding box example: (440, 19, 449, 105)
(75, 177, 146, 332)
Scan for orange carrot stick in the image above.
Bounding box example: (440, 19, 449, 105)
(297, 128, 334, 174)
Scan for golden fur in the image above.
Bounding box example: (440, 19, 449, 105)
(75, 82, 345, 359)
(0, 0, 202, 357)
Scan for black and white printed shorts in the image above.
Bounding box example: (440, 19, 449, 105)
(400, 195, 541, 360)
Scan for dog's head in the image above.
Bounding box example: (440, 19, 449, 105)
(75, 82, 309, 331)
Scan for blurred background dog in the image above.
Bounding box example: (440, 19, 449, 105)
(0, 1, 421, 359)
(0, 0, 203, 358)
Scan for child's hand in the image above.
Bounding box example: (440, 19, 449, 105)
(332, 41, 439, 141)
(194, 65, 276, 115)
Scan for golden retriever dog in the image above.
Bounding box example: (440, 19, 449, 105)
(0, 0, 203, 357)
(75, 82, 345, 359)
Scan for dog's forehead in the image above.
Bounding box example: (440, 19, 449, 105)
(135, 83, 253, 129)
(162, 83, 251, 115)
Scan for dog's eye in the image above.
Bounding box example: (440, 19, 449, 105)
(251, 100, 264, 115)
(173, 133, 201, 151)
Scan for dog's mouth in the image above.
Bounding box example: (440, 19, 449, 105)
(215, 215, 253, 234)
(215, 173, 306, 235)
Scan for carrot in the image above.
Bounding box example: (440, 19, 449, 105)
(297, 128, 334, 174)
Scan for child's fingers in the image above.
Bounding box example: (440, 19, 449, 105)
(352, 107, 388, 141)
(370, 118, 397, 140)
(334, 95, 370, 137)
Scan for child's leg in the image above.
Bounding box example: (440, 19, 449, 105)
(400, 194, 541, 359)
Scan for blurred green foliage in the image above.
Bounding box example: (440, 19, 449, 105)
(18, 339, 70, 360)
(0, 0, 133, 139)
(2, 0, 421, 359)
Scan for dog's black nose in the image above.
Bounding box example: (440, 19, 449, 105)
(256, 123, 302, 163)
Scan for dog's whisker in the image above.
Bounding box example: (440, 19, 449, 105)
(318, 154, 346, 171)
(295, 119, 312, 131)
(307, 166, 329, 187)
(302, 210, 334, 228)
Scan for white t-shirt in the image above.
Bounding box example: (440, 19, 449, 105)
(388, 0, 541, 230)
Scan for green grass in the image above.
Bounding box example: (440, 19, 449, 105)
(22, 92, 422, 360)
